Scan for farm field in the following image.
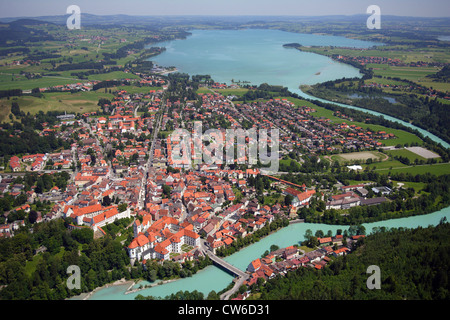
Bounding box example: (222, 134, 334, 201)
(0, 90, 113, 121)
(362, 159, 407, 170)
(368, 64, 438, 81)
(405, 146, 440, 159)
(386, 148, 427, 162)
(87, 71, 141, 81)
(0, 74, 84, 91)
(367, 63, 449, 92)
(104, 85, 163, 94)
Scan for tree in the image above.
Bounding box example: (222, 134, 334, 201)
(239, 284, 248, 294)
(118, 203, 127, 213)
(28, 210, 39, 224)
(270, 244, 279, 252)
(284, 194, 294, 206)
(206, 290, 219, 300)
(304, 229, 313, 241)
(148, 269, 157, 282)
(162, 184, 171, 199)
(11, 102, 20, 116)
(315, 230, 324, 238)
(71, 228, 94, 244)
(102, 195, 112, 207)
(35, 179, 44, 194)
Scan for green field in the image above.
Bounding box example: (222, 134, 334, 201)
(0, 74, 85, 91)
(87, 71, 140, 81)
(362, 159, 407, 170)
(0, 90, 114, 121)
(197, 87, 250, 97)
(369, 64, 449, 93)
(299, 45, 450, 93)
(368, 64, 438, 81)
(374, 162, 450, 176)
(214, 88, 249, 97)
(106, 85, 162, 94)
(392, 181, 427, 193)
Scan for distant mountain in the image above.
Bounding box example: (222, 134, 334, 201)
(1, 13, 449, 27)
(0, 18, 55, 45)
(8, 18, 56, 26)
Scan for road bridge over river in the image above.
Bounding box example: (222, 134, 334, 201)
(206, 251, 246, 278)
(200, 240, 249, 300)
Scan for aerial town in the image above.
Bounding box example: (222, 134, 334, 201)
(0, 6, 449, 304)
(0, 69, 395, 279)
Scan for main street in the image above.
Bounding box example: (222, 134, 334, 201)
(137, 82, 169, 210)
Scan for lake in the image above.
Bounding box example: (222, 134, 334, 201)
(348, 93, 397, 104)
(151, 29, 378, 87)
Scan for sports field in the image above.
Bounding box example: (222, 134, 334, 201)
(332, 151, 387, 163)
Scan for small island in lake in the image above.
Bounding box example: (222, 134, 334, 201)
(282, 43, 302, 48)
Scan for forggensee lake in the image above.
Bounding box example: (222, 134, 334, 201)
(152, 29, 377, 88)
(74, 28, 450, 300)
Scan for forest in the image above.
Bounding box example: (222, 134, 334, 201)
(0, 108, 73, 158)
(0, 128, 70, 158)
(427, 65, 450, 82)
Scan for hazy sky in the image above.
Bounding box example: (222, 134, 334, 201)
(0, 0, 449, 18)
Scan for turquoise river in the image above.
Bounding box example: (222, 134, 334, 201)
(73, 29, 450, 300)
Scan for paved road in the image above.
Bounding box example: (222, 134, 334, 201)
(138, 82, 169, 209)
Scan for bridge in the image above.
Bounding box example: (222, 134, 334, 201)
(200, 240, 249, 300)
(206, 251, 247, 278)
(205, 251, 250, 300)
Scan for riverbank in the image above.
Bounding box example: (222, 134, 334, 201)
(68, 278, 136, 300)
(124, 278, 177, 295)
